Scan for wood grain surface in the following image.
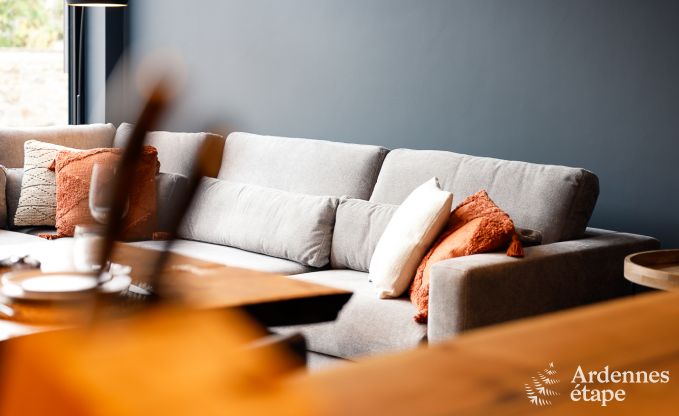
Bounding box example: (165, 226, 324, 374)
(290, 291, 679, 415)
(1, 243, 351, 334)
(625, 249, 679, 290)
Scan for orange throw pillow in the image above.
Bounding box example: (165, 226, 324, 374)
(49, 146, 160, 240)
(409, 190, 524, 323)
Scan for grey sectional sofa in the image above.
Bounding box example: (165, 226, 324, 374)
(0, 123, 659, 361)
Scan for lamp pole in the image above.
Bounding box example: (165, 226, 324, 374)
(66, 0, 128, 125)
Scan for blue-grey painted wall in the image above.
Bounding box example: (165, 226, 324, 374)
(126, 0, 679, 246)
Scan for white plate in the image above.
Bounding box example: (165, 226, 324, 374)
(1, 270, 132, 301)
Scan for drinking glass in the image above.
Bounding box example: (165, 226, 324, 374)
(89, 163, 128, 224)
(73, 224, 106, 273)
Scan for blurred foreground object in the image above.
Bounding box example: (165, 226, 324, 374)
(0, 308, 311, 416)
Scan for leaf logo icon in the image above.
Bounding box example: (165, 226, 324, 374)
(525, 362, 561, 406)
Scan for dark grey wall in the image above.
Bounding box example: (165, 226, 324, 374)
(126, 0, 679, 246)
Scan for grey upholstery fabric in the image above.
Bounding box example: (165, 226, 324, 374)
(113, 123, 225, 177)
(370, 149, 599, 243)
(330, 198, 398, 272)
(0, 124, 116, 168)
(179, 178, 339, 267)
(127, 239, 314, 275)
(156, 172, 189, 232)
(427, 228, 660, 343)
(0, 166, 6, 228)
(275, 270, 427, 358)
(306, 352, 349, 371)
(0, 229, 43, 246)
(218, 132, 389, 199)
(5, 168, 23, 229)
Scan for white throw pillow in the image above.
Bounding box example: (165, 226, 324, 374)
(14, 140, 78, 226)
(369, 177, 452, 298)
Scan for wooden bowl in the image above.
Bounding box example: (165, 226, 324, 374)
(624, 249, 679, 291)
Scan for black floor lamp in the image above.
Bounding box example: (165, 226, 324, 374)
(67, 0, 128, 125)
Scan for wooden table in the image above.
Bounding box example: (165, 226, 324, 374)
(0, 243, 351, 338)
(290, 291, 679, 415)
(111, 244, 351, 325)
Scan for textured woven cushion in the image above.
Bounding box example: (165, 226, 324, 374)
(113, 123, 225, 177)
(369, 178, 452, 298)
(330, 198, 398, 272)
(218, 132, 389, 199)
(179, 178, 340, 268)
(370, 149, 599, 244)
(52, 146, 160, 240)
(13, 141, 80, 227)
(0, 124, 115, 169)
(410, 190, 521, 323)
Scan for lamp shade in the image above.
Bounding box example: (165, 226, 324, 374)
(66, 0, 128, 6)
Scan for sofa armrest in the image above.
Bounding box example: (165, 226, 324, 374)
(427, 228, 660, 343)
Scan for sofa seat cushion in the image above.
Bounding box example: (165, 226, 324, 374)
(0, 230, 44, 246)
(370, 149, 599, 244)
(127, 240, 315, 275)
(218, 132, 389, 199)
(275, 270, 427, 358)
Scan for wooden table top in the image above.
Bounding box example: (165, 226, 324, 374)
(111, 244, 349, 309)
(1, 242, 351, 336)
(624, 249, 679, 291)
(113, 244, 353, 326)
(290, 291, 679, 415)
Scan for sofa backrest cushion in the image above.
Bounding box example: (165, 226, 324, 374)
(331, 198, 398, 272)
(113, 123, 225, 177)
(156, 173, 190, 232)
(370, 150, 599, 244)
(0, 124, 116, 168)
(179, 178, 340, 268)
(218, 132, 389, 200)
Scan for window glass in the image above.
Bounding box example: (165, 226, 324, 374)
(0, 0, 67, 127)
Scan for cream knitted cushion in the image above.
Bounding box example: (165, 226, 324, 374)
(13, 140, 78, 226)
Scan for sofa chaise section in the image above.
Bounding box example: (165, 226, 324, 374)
(275, 148, 659, 360)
